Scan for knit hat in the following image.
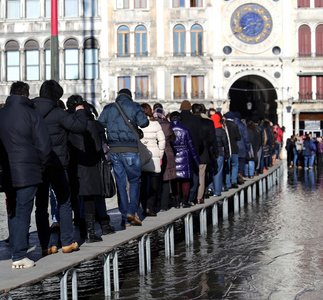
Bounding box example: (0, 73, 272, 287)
(118, 88, 132, 99)
(211, 114, 222, 129)
(180, 100, 192, 111)
(224, 111, 235, 120)
(153, 108, 166, 119)
(234, 111, 241, 120)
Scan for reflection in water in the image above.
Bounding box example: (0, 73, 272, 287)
(91, 166, 323, 300)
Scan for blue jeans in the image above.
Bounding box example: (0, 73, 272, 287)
(11, 185, 38, 261)
(35, 168, 73, 249)
(225, 153, 239, 187)
(293, 148, 298, 167)
(212, 156, 224, 196)
(310, 154, 315, 167)
(110, 152, 141, 224)
(244, 161, 255, 177)
(304, 156, 310, 168)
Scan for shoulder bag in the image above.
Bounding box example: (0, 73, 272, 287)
(100, 152, 116, 198)
(115, 101, 152, 166)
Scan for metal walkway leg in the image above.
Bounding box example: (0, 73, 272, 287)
(212, 203, 218, 226)
(164, 223, 175, 259)
(60, 268, 78, 300)
(199, 208, 207, 235)
(247, 186, 252, 204)
(222, 198, 228, 220)
(240, 190, 245, 208)
(104, 248, 119, 297)
(234, 193, 239, 213)
(184, 213, 194, 246)
(138, 234, 151, 275)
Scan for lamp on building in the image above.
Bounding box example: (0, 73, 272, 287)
(286, 97, 294, 113)
(216, 99, 222, 112)
(247, 101, 252, 110)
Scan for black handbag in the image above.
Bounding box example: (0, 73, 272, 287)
(115, 102, 152, 166)
(100, 155, 116, 198)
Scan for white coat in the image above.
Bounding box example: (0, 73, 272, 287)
(140, 118, 166, 173)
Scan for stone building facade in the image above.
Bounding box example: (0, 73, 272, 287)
(0, 0, 322, 141)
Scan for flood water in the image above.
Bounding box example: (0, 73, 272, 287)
(91, 166, 323, 300)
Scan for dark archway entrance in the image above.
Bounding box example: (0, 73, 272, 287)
(229, 75, 278, 123)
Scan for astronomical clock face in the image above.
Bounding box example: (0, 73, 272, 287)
(223, 0, 281, 54)
(231, 4, 272, 45)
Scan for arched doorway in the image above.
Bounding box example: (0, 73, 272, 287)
(229, 75, 278, 123)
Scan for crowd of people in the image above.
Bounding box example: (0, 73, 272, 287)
(285, 133, 323, 169)
(0, 83, 286, 269)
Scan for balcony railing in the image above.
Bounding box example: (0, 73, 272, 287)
(191, 92, 205, 99)
(116, 52, 149, 57)
(298, 52, 312, 57)
(135, 92, 150, 100)
(173, 92, 188, 99)
(298, 91, 313, 100)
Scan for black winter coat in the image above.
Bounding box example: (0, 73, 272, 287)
(180, 110, 204, 156)
(247, 129, 261, 161)
(214, 127, 230, 160)
(0, 95, 52, 187)
(199, 117, 218, 164)
(68, 117, 103, 196)
(32, 97, 87, 169)
(225, 120, 241, 154)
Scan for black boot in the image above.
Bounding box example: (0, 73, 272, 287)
(175, 196, 180, 209)
(100, 217, 115, 235)
(182, 195, 190, 208)
(85, 214, 102, 243)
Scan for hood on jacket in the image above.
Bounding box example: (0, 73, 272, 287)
(32, 97, 57, 118)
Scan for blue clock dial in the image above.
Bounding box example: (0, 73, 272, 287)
(231, 4, 272, 45)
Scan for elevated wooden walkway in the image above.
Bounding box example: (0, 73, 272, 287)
(0, 162, 283, 298)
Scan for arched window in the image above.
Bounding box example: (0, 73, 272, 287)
(65, 0, 78, 17)
(316, 25, 323, 56)
(44, 40, 51, 79)
(26, 0, 39, 18)
(191, 24, 203, 56)
(7, 0, 20, 19)
(173, 24, 185, 56)
(6, 40, 20, 81)
(84, 38, 98, 79)
(298, 25, 311, 57)
(135, 25, 147, 57)
(117, 26, 130, 57)
(64, 38, 79, 80)
(25, 40, 39, 81)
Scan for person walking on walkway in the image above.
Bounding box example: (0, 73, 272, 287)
(32, 80, 87, 255)
(153, 107, 176, 211)
(210, 113, 230, 197)
(170, 111, 199, 208)
(99, 89, 149, 228)
(139, 103, 165, 216)
(223, 112, 241, 189)
(0, 81, 53, 268)
(180, 100, 203, 205)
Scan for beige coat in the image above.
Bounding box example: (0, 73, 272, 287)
(140, 118, 166, 173)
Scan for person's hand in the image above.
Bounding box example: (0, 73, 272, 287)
(75, 105, 84, 111)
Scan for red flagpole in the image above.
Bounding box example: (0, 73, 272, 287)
(51, 0, 59, 82)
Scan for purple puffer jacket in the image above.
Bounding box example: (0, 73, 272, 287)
(170, 120, 199, 179)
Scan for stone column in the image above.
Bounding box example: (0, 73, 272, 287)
(295, 111, 300, 135)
